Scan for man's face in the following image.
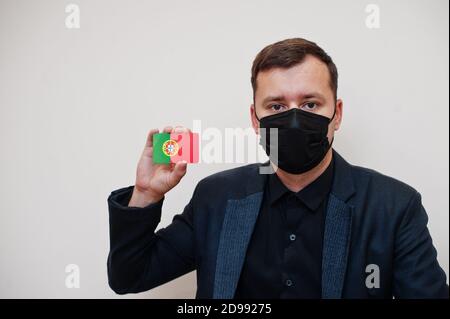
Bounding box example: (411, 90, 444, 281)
(251, 55, 342, 144)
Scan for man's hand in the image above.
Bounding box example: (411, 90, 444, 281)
(128, 126, 189, 207)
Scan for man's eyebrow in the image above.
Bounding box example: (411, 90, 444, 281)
(261, 92, 326, 105)
(261, 95, 285, 105)
(303, 92, 326, 101)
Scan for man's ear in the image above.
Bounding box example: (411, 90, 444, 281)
(250, 104, 260, 135)
(333, 99, 343, 131)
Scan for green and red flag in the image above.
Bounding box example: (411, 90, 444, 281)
(153, 132, 199, 164)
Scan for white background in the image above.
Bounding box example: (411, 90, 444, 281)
(0, 0, 448, 298)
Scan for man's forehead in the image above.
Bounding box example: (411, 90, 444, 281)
(255, 56, 332, 102)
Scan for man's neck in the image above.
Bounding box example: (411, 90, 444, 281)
(272, 149, 333, 193)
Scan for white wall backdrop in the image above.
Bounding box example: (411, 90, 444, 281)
(0, 0, 448, 298)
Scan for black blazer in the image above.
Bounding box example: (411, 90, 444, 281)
(107, 149, 448, 298)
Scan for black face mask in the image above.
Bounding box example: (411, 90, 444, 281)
(257, 107, 335, 174)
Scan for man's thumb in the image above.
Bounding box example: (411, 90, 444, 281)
(171, 160, 188, 182)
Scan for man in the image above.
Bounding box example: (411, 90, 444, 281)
(107, 38, 448, 298)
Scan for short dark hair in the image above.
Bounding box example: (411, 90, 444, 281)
(251, 38, 338, 102)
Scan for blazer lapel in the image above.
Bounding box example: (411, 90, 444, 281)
(213, 192, 264, 299)
(321, 150, 356, 298)
(212, 151, 356, 299)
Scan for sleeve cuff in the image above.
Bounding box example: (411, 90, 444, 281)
(107, 186, 164, 221)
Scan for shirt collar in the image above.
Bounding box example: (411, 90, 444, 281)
(268, 155, 335, 212)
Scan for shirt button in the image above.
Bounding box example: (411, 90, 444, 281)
(289, 234, 296, 241)
(285, 279, 293, 287)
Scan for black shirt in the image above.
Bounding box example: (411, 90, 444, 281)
(234, 156, 335, 298)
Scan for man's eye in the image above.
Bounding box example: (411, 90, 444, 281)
(270, 104, 285, 111)
(302, 102, 317, 110)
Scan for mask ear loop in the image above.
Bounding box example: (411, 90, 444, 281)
(329, 103, 337, 122)
(327, 102, 338, 150)
(253, 105, 261, 122)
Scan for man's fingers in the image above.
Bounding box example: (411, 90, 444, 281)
(173, 125, 191, 133)
(145, 129, 159, 148)
(170, 160, 187, 184)
(163, 126, 173, 133)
